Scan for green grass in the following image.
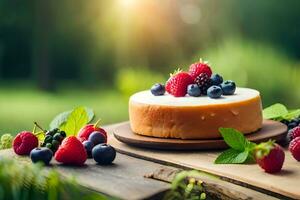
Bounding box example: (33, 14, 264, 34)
(0, 84, 128, 135)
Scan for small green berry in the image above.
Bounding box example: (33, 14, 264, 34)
(60, 131, 66, 137)
(53, 133, 63, 142)
(46, 143, 52, 149)
(52, 140, 60, 150)
(44, 135, 53, 143)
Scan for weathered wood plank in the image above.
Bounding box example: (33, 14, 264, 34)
(0, 149, 169, 200)
(146, 166, 279, 200)
(107, 122, 299, 199)
(0, 148, 280, 200)
(0, 123, 285, 200)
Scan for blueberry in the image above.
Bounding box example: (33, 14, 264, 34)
(150, 83, 165, 96)
(288, 122, 298, 130)
(220, 80, 236, 95)
(210, 74, 223, 85)
(92, 144, 116, 165)
(291, 118, 300, 125)
(30, 147, 53, 165)
(88, 131, 106, 146)
(187, 84, 201, 97)
(83, 141, 94, 158)
(53, 133, 64, 142)
(207, 86, 223, 99)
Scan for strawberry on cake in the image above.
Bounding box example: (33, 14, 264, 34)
(129, 59, 263, 139)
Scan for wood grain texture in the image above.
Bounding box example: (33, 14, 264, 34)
(113, 120, 287, 150)
(0, 122, 287, 200)
(109, 122, 299, 199)
(0, 149, 169, 200)
(147, 166, 279, 200)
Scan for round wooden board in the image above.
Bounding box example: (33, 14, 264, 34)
(113, 120, 287, 150)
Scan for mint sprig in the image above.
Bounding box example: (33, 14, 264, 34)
(59, 106, 90, 136)
(263, 103, 300, 121)
(50, 107, 94, 130)
(214, 128, 256, 164)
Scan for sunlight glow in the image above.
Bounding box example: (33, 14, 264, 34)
(119, 0, 137, 8)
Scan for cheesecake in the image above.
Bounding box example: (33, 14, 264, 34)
(129, 87, 263, 139)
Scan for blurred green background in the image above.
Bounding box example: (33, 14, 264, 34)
(1, 0, 300, 134)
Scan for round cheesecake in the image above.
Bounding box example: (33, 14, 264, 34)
(129, 87, 263, 139)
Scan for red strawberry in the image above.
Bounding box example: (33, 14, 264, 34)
(13, 131, 38, 155)
(289, 137, 300, 161)
(255, 141, 285, 173)
(165, 70, 194, 97)
(189, 59, 212, 80)
(55, 136, 87, 166)
(288, 126, 300, 140)
(77, 120, 107, 143)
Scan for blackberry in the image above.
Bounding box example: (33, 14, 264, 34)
(195, 73, 212, 95)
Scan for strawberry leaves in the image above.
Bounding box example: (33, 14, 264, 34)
(214, 128, 256, 164)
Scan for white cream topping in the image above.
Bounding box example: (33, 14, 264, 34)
(130, 87, 260, 107)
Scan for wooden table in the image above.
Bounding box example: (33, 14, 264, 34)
(1, 122, 297, 200)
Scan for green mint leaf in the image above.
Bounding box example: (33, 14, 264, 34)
(219, 128, 248, 151)
(282, 109, 300, 121)
(59, 106, 89, 136)
(50, 110, 71, 130)
(85, 107, 95, 122)
(263, 103, 288, 119)
(214, 149, 249, 164)
(50, 107, 94, 130)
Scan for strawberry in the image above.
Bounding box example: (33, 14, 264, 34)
(255, 140, 285, 173)
(188, 59, 212, 80)
(288, 126, 300, 140)
(13, 131, 38, 155)
(55, 136, 87, 166)
(165, 70, 194, 97)
(289, 137, 300, 161)
(77, 120, 107, 143)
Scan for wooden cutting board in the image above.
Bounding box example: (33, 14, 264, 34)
(113, 120, 287, 150)
(110, 122, 300, 199)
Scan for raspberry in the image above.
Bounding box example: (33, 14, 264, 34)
(288, 126, 300, 140)
(13, 131, 39, 155)
(195, 73, 212, 95)
(289, 137, 300, 161)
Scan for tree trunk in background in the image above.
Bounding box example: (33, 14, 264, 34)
(32, 0, 54, 91)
